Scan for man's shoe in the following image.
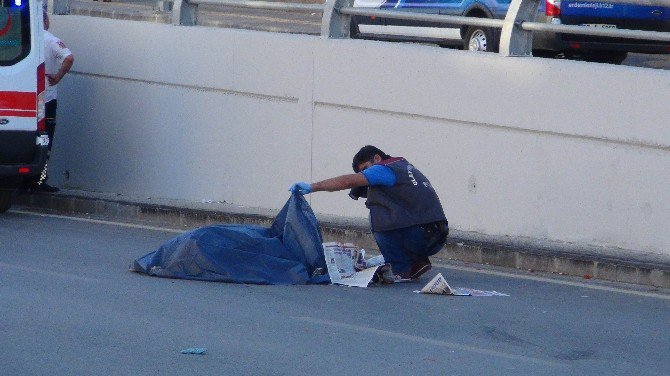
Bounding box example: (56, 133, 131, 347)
(392, 274, 412, 283)
(33, 183, 59, 193)
(406, 259, 432, 280)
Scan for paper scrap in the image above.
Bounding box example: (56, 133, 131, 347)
(452, 288, 509, 297)
(414, 273, 508, 296)
(420, 273, 455, 295)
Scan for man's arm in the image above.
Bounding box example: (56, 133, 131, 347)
(47, 54, 74, 86)
(311, 173, 369, 193)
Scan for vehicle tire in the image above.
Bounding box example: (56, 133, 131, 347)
(533, 50, 559, 59)
(464, 25, 499, 52)
(582, 51, 628, 65)
(0, 190, 15, 214)
(350, 17, 361, 39)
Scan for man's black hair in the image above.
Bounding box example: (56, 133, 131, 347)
(352, 145, 391, 172)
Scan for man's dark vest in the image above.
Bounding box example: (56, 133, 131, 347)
(366, 157, 446, 232)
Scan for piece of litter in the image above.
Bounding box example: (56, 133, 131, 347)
(454, 288, 509, 297)
(416, 273, 455, 295)
(583, 274, 592, 279)
(413, 273, 509, 296)
(181, 348, 207, 355)
(581, 295, 589, 298)
(414, 273, 470, 296)
(456, 242, 464, 246)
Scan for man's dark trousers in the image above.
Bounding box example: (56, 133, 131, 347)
(373, 221, 448, 275)
(24, 100, 57, 188)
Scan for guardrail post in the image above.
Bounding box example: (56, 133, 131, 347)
(47, 0, 70, 15)
(499, 0, 540, 56)
(321, 0, 354, 38)
(155, 0, 173, 12)
(172, 0, 198, 26)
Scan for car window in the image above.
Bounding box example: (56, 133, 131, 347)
(0, 0, 30, 66)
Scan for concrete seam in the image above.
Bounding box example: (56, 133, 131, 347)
(313, 101, 670, 153)
(69, 71, 299, 103)
(309, 43, 316, 202)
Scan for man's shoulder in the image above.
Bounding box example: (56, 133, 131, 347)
(45, 31, 67, 47)
(376, 157, 406, 167)
(44, 31, 56, 42)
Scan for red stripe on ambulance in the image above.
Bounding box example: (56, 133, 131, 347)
(0, 109, 37, 117)
(0, 91, 37, 111)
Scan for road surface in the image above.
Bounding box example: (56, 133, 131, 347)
(2, 209, 669, 375)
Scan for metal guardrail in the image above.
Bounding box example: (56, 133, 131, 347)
(49, 0, 670, 57)
(173, 0, 325, 25)
(185, 0, 323, 12)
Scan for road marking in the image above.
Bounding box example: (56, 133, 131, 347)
(0, 262, 101, 282)
(295, 316, 566, 367)
(433, 262, 670, 300)
(10, 209, 670, 300)
(10, 209, 184, 234)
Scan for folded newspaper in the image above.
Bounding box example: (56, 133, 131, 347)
(414, 273, 509, 296)
(323, 242, 393, 287)
(415, 273, 470, 295)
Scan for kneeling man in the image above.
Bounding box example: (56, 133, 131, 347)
(290, 145, 448, 281)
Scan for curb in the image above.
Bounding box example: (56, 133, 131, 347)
(14, 191, 670, 289)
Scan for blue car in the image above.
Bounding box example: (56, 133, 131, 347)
(351, 0, 670, 64)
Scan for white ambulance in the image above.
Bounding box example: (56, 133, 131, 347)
(0, 0, 48, 213)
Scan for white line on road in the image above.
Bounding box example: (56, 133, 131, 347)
(432, 262, 670, 301)
(10, 209, 184, 234)
(11, 209, 670, 300)
(0, 262, 101, 282)
(295, 316, 566, 367)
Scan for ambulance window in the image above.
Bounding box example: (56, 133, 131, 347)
(0, 0, 30, 66)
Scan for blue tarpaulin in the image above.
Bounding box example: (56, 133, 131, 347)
(131, 193, 329, 285)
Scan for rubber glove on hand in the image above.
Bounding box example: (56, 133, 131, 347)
(289, 182, 312, 195)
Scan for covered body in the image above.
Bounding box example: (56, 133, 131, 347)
(131, 194, 328, 285)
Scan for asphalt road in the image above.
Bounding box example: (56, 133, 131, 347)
(2, 209, 669, 375)
(68, 0, 670, 70)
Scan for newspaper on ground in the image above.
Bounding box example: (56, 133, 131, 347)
(414, 273, 470, 296)
(414, 273, 509, 296)
(323, 242, 394, 287)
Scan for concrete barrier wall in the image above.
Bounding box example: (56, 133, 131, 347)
(49, 16, 670, 256)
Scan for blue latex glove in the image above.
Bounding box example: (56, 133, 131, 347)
(289, 182, 312, 195)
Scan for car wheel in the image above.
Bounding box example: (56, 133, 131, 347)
(533, 50, 559, 59)
(464, 26, 499, 52)
(0, 189, 15, 214)
(350, 17, 361, 39)
(582, 52, 628, 65)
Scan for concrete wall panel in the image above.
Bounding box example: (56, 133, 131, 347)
(54, 73, 310, 209)
(313, 40, 670, 149)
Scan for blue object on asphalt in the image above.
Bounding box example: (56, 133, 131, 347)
(131, 193, 329, 285)
(181, 348, 207, 355)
